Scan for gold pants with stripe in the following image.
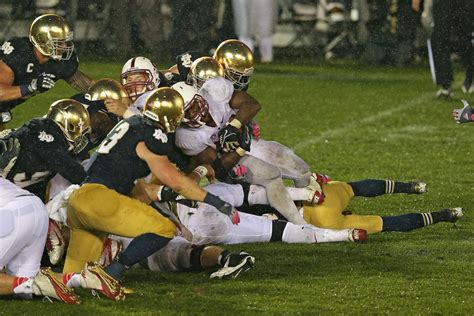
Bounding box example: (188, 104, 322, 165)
(303, 181, 383, 234)
(63, 183, 176, 273)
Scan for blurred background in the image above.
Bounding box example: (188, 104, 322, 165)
(0, 0, 469, 66)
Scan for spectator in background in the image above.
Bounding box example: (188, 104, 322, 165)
(362, 0, 419, 66)
(169, 0, 215, 57)
(412, 0, 474, 98)
(232, 0, 278, 63)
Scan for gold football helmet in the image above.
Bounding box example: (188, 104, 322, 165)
(29, 14, 74, 60)
(188, 57, 225, 90)
(86, 78, 129, 102)
(143, 88, 184, 133)
(213, 39, 254, 90)
(47, 99, 91, 154)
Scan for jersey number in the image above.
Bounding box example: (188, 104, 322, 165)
(97, 121, 130, 154)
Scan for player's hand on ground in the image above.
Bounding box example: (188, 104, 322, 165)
(453, 100, 473, 124)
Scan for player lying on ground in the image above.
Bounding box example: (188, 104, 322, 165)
(300, 178, 463, 234)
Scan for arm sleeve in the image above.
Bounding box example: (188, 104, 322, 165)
(37, 145, 86, 184)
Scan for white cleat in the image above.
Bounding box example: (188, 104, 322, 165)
(33, 267, 81, 304)
(46, 219, 66, 265)
(210, 252, 255, 279)
(448, 207, 464, 223)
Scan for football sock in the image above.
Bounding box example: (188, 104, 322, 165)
(12, 277, 33, 294)
(63, 273, 81, 288)
(104, 233, 171, 280)
(270, 220, 287, 241)
(349, 180, 415, 197)
(382, 210, 451, 232)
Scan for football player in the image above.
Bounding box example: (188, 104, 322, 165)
(0, 176, 78, 303)
(0, 14, 94, 129)
(174, 79, 318, 225)
(186, 56, 313, 188)
(213, 39, 254, 92)
(121, 56, 174, 112)
(62, 88, 243, 293)
(0, 99, 91, 201)
(302, 178, 463, 234)
(0, 176, 123, 303)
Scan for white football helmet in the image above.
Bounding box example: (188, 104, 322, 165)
(172, 82, 209, 128)
(121, 56, 160, 102)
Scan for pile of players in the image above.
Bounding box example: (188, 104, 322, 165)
(0, 14, 464, 304)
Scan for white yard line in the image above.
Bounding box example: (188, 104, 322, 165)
(293, 92, 433, 151)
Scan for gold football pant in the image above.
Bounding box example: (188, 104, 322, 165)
(303, 181, 383, 234)
(63, 183, 176, 273)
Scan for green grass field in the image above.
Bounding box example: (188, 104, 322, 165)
(2, 61, 474, 315)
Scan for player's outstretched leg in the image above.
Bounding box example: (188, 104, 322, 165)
(349, 180, 427, 197)
(382, 207, 463, 232)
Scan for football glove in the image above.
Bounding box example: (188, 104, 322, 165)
(27, 73, 56, 95)
(453, 99, 474, 124)
(0, 137, 20, 178)
(218, 120, 241, 152)
(229, 164, 248, 181)
(156, 186, 198, 208)
(239, 124, 252, 152)
(204, 193, 240, 225)
(249, 121, 261, 140)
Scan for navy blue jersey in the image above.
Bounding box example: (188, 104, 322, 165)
(0, 37, 79, 112)
(1, 117, 86, 199)
(86, 116, 189, 195)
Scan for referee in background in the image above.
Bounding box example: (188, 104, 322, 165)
(413, 0, 473, 98)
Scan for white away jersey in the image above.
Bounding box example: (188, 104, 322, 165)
(0, 177, 31, 207)
(175, 77, 236, 156)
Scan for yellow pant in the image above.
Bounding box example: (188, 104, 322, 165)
(303, 181, 383, 234)
(63, 183, 176, 273)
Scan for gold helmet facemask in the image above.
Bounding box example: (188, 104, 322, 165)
(213, 39, 254, 91)
(143, 88, 184, 133)
(188, 57, 225, 90)
(47, 99, 91, 154)
(29, 14, 74, 61)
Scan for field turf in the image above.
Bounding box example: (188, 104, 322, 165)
(1, 61, 473, 315)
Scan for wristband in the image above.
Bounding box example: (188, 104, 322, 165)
(203, 192, 225, 209)
(236, 147, 246, 157)
(229, 118, 242, 129)
(192, 165, 208, 179)
(20, 84, 32, 97)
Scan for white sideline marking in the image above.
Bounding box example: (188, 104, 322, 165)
(293, 92, 432, 151)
